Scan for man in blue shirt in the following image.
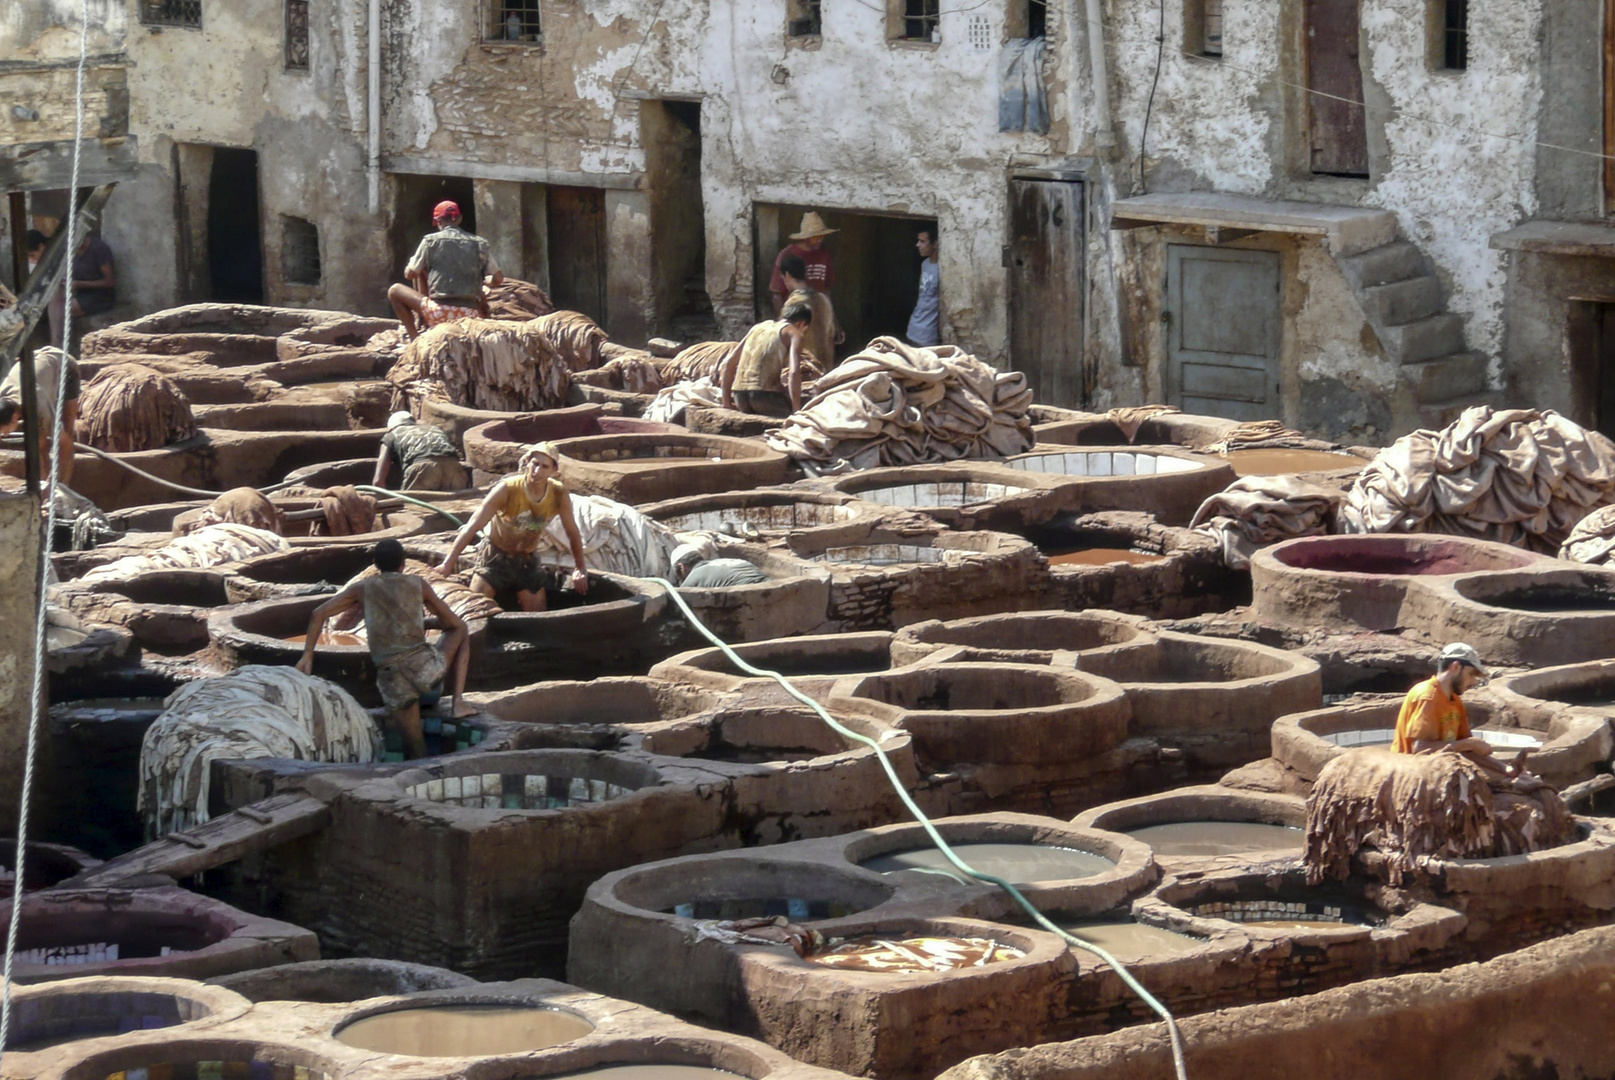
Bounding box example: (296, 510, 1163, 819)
(906, 227, 940, 347)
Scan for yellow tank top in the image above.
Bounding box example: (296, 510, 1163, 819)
(488, 474, 565, 555)
(733, 320, 790, 392)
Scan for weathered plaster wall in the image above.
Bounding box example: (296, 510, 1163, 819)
(1102, 0, 1544, 401)
(1534, 0, 1603, 221)
(0, 491, 41, 835)
(1501, 251, 1615, 424)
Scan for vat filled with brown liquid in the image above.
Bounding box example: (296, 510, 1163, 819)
(335, 1003, 594, 1057)
(1219, 449, 1365, 477)
(1047, 548, 1167, 568)
(1124, 821, 1304, 858)
(1059, 919, 1205, 960)
(544, 1068, 746, 1080)
(860, 841, 1114, 884)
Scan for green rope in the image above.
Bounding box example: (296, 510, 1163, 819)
(353, 485, 464, 528)
(647, 578, 1191, 1080)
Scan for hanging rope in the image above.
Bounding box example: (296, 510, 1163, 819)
(647, 578, 1192, 1080)
(0, 0, 92, 1065)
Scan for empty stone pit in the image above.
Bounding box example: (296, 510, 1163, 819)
(392, 749, 662, 812)
(1074, 787, 1307, 868)
(1251, 533, 1546, 632)
(835, 663, 1131, 769)
(551, 433, 789, 503)
(0, 840, 100, 892)
(1002, 447, 1235, 526)
(787, 528, 1048, 631)
(1077, 631, 1323, 774)
(208, 958, 479, 1003)
(54, 570, 230, 652)
(1, 977, 245, 1056)
(649, 631, 898, 704)
(464, 407, 683, 481)
(0, 886, 317, 984)
(1400, 567, 1615, 667)
(888, 610, 1156, 668)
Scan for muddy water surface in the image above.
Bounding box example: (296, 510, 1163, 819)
(284, 632, 368, 648)
(1219, 449, 1366, 477)
(861, 842, 1114, 884)
(1125, 821, 1304, 857)
(1060, 919, 1205, 960)
(550, 1068, 746, 1080)
(1046, 549, 1166, 567)
(336, 1004, 593, 1056)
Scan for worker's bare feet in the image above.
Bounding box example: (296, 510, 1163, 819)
(451, 701, 477, 719)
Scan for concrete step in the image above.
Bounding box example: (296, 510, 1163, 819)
(1400, 352, 1489, 403)
(1339, 240, 1426, 290)
(1361, 275, 1442, 327)
(1417, 389, 1506, 429)
(1382, 313, 1467, 364)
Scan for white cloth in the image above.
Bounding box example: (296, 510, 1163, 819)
(78, 524, 288, 584)
(138, 666, 379, 840)
(645, 376, 723, 424)
(529, 493, 690, 578)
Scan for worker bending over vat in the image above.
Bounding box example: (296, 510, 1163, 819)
(374, 412, 470, 491)
(1393, 642, 1532, 781)
(436, 442, 589, 612)
(671, 543, 768, 588)
(297, 538, 473, 760)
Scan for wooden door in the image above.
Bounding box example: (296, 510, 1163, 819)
(1305, 0, 1368, 177)
(1166, 245, 1281, 421)
(1605, 0, 1615, 209)
(1598, 305, 1615, 438)
(546, 185, 607, 323)
(1007, 178, 1084, 408)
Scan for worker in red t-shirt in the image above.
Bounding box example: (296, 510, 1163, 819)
(769, 211, 837, 314)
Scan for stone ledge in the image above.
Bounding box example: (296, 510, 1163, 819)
(1110, 192, 1398, 256)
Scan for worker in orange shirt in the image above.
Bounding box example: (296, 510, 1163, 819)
(1392, 643, 1523, 778)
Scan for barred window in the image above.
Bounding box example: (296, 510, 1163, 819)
(285, 0, 309, 70)
(490, 0, 542, 43)
(892, 0, 938, 41)
(283, 217, 321, 286)
(1441, 0, 1468, 70)
(142, 0, 201, 28)
(788, 0, 822, 38)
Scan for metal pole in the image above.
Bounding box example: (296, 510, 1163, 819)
(7, 194, 25, 297)
(15, 348, 38, 498)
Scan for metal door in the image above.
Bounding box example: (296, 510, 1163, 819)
(1166, 245, 1281, 421)
(1008, 178, 1084, 408)
(1305, 0, 1369, 176)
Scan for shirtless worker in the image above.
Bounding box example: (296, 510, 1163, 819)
(718, 299, 813, 418)
(0, 346, 81, 486)
(387, 200, 503, 340)
(374, 412, 470, 491)
(436, 442, 590, 612)
(779, 253, 842, 372)
(296, 538, 473, 760)
(1392, 642, 1527, 779)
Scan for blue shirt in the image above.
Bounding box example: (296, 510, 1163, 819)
(907, 258, 940, 346)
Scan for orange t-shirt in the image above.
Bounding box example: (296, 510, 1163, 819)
(1392, 677, 1470, 754)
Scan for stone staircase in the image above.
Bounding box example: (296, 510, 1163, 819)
(1335, 239, 1502, 426)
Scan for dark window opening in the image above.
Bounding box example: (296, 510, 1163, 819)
(902, 0, 939, 41)
(1026, 0, 1046, 39)
(1442, 0, 1468, 69)
(142, 0, 201, 28)
(788, 0, 822, 37)
(207, 148, 264, 303)
(1185, 0, 1222, 57)
(492, 0, 542, 43)
(285, 0, 309, 70)
(282, 216, 321, 286)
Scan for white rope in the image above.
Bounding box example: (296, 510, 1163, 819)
(0, 0, 91, 1063)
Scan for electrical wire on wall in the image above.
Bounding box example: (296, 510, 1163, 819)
(1136, 0, 1166, 194)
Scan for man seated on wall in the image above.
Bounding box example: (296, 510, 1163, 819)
(1392, 642, 1529, 780)
(387, 200, 503, 340)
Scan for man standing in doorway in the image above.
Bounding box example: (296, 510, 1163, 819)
(769, 212, 837, 314)
(388, 201, 504, 340)
(906, 227, 940, 347)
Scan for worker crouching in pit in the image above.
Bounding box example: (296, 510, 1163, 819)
(374, 411, 470, 491)
(297, 538, 473, 759)
(436, 441, 589, 612)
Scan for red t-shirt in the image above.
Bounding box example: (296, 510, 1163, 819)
(769, 244, 835, 298)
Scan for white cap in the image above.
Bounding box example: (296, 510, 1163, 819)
(1438, 642, 1488, 677)
(670, 543, 705, 570)
(387, 411, 414, 429)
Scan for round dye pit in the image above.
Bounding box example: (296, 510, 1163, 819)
(1216, 448, 1367, 476)
(335, 1003, 594, 1057)
(1319, 727, 1541, 750)
(667, 896, 867, 920)
(210, 957, 477, 1003)
(0, 842, 96, 892)
(860, 842, 1114, 885)
(407, 771, 639, 809)
(552, 433, 788, 503)
(889, 610, 1152, 667)
(537, 1067, 747, 1080)
(1187, 898, 1380, 929)
(91, 1057, 327, 1080)
(9, 910, 230, 971)
(1047, 548, 1166, 567)
(1124, 821, 1305, 858)
(640, 707, 860, 764)
(1456, 578, 1615, 613)
(1267, 534, 1539, 576)
(808, 934, 1025, 971)
(1059, 919, 1206, 961)
(838, 478, 1030, 511)
(609, 859, 893, 925)
(1006, 449, 1205, 478)
(3, 989, 209, 1053)
(646, 491, 863, 537)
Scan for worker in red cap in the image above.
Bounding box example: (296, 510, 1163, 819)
(387, 200, 503, 340)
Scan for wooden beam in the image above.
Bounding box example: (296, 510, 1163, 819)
(0, 138, 139, 193)
(0, 183, 115, 369)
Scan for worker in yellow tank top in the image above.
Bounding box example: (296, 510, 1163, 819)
(437, 442, 590, 611)
(1392, 642, 1523, 778)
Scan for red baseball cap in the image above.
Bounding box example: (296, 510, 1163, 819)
(432, 200, 461, 221)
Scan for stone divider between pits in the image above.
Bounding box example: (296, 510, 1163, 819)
(1249, 532, 1549, 633)
(1401, 564, 1615, 667)
(28, 975, 858, 1080)
(1, 975, 251, 1071)
(550, 432, 789, 503)
(568, 814, 1156, 1080)
(0, 886, 318, 985)
(888, 609, 1157, 668)
(1270, 697, 1610, 790)
(1002, 446, 1237, 527)
(932, 924, 1615, 1080)
(648, 631, 901, 705)
(1031, 511, 1247, 619)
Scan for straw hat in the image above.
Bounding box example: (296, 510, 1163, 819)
(790, 212, 839, 240)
